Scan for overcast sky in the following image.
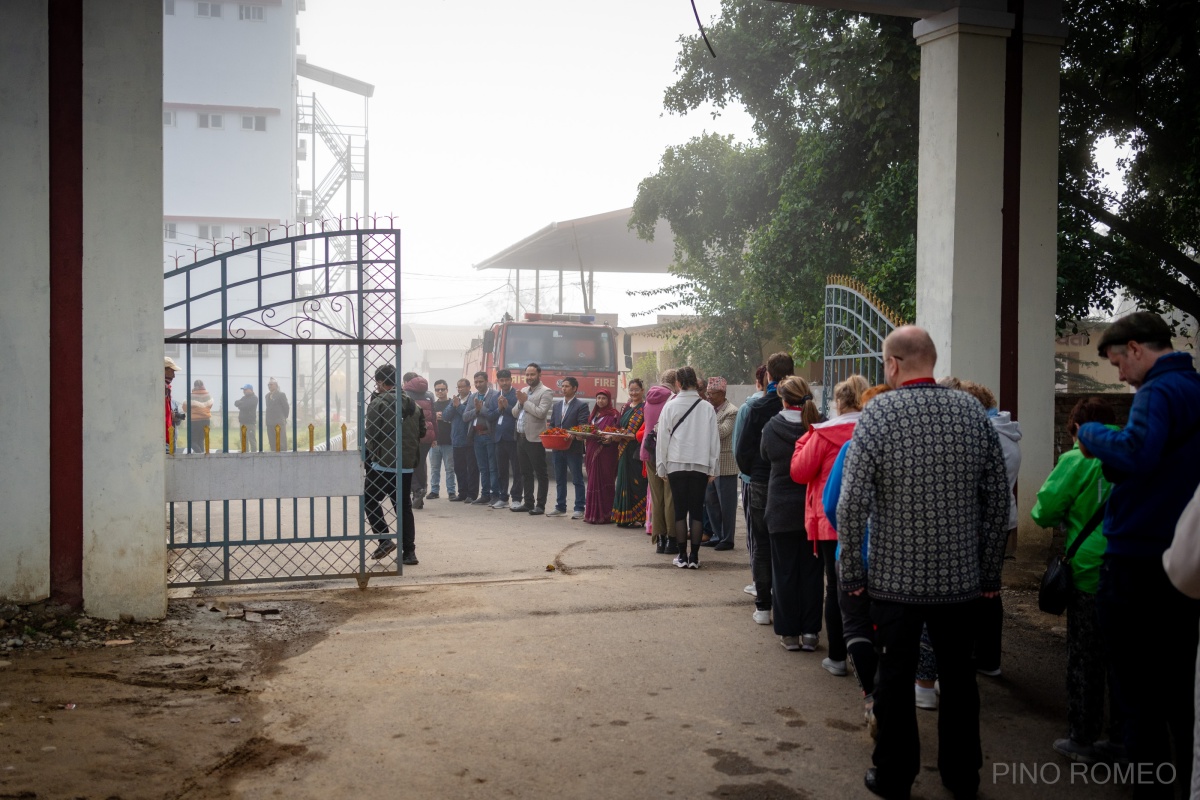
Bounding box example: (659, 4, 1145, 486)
(298, 0, 754, 328)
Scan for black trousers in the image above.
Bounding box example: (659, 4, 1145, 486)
(749, 483, 772, 611)
(1098, 554, 1200, 799)
(453, 444, 478, 500)
(412, 442, 431, 495)
(364, 468, 414, 555)
(496, 438, 521, 503)
(517, 437, 548, 509)
(870, 599, 981, 796)
(667, 470, 708, 524)
(770, 530, 823, 637)
(818, 540, 846, 661)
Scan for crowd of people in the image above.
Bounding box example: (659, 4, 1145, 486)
(374, 310, 1200, 800)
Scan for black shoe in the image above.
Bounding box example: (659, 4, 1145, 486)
(402, 552, 419, 566)
(655, 535, 666, 554)
(371, 539, 397, 560)
(511, 504, 533, 513)
(426, 492, 439, 500)
(412, 498, 424, 510)
(447, 493, 459, 501)
(713, 541, 734, 551)
(529, 506, 545, 516)
(471, 496, 493, 506)
(863, 768, 910, 800)
(664, 538, 679, 555)
(700, 539, 718, 547)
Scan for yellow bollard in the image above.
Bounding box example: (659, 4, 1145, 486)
(341, 423, 347, 450)
(240, 425, 247, 453)
(203, 426, 210, 455)
(308, 423, 315, 452)
(274, 424, 281, 452)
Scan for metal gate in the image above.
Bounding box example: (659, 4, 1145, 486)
(163, 221, 402, 587)
(822, 275, 907, 415)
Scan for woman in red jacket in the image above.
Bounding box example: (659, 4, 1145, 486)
(790, 375, 867, 676)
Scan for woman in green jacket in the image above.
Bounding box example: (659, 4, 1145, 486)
(1031, 397, 1123, 764)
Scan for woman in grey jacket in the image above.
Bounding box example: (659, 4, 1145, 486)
(761, 376, 822, 651)
(656, 366, 720, 568)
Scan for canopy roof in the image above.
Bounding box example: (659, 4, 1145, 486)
(473, 208, 675, 275)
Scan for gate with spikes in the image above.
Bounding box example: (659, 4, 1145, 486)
(163, 222, 403, 587)
(822, 275, 908, 416)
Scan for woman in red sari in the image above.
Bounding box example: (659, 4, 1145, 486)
(583, 390, 620, 524)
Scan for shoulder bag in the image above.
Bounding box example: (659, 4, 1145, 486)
(1038, 502, 1106, 615)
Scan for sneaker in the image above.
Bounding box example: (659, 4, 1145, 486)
(713, 541, 734, 551)
(511, 503, 532, 513)
(570, 510, 584, 520)
(915, 684, 938, 710)
(822, 657, 848, 676)
(752, 609, 771, 625)
(976, 664, 1002, 677)
(490, 499, 507, 509)
(471, 496, 493, 506)
(744, 584, 757, 597)
(412, 497, 424, 510)
(700, 539, 718, 548)
(673, 555, 689, 568)
(546, 508, 567, 517)
(780, 636, 801, 651)
(1053, 738, 1096, 764)
(371, 539, 397, 560)
(800, 634, 819, 652)
(687, 556, 699, 569)
(401, 552, 419, 566)
(529, 506, 545, 516)
(864, 696, 878, 739)
(426, 492, 439, 500)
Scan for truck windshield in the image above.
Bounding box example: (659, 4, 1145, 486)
(502, 324, 615, 372)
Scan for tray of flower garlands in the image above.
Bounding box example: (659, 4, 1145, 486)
(541, 427, 573, 450)
(597, 425, 637, 440)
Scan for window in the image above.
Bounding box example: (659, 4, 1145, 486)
(235, 343, 264, 358)
(197, 2, 222, 18)
(164, 343, 182, 358)
(199, 224, 223, 240)
(163, 110, 176, 126)
(239, 5, 264, 21)
(164, 222, 177, 240)
(198, 113, 223, 129)
(164, 0, 175, 16)
(241, 115, 267, 132)
(193, 342, 222, 357)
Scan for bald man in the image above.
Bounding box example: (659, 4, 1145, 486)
(837, 325, 1010, 800)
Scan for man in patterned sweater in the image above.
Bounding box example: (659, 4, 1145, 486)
(837, 326, 1010, 800)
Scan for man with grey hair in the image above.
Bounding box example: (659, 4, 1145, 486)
(1078, 311, 1200, 794)
(838, 325, 1010, 800)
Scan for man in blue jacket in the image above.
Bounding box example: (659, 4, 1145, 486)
(463, 371, 501, 506)
(548, 376, 589, 519)
(494, 369, 524, 510)
(1078, 311, 1200, 794)
(442, 378, 478, 503)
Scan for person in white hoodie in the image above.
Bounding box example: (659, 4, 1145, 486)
(961, 380, 1022, 677)
(656, 366, 720, 569)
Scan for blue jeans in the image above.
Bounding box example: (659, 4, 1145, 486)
(704, 475, 738, 544)
(473, 435, 498, 499)
(428, 444, 456, 494)
(553, 449, 585, 512)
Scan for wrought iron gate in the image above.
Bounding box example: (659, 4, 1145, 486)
(163, 221, 402, 587)
(822, 275, 907, 415)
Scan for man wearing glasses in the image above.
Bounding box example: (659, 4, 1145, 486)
(427, 379, 457, 500)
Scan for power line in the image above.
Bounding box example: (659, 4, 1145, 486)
(401, 284, 512, 315)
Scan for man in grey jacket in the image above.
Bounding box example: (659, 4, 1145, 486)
(511, 362, 555, 515)
(837, 326, 1010, 800)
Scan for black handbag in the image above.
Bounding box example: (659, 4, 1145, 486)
(645, 398, 702, 462)
(1038, 503, 1107, 615)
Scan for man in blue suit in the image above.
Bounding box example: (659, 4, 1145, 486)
(548, 376, 589, 519)
(463, 371, 501, 506)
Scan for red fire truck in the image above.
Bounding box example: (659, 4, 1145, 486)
(463, 313, 630, 400)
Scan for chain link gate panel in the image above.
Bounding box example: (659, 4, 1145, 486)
(164, 223, 403, 587)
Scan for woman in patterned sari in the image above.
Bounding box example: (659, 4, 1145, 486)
(610, 379, 647, 527)
(583, 391, 620, 524)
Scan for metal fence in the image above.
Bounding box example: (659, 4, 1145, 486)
(822, 275, 908, 416)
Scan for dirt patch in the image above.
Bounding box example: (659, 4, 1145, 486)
(0, 594, 349, 799)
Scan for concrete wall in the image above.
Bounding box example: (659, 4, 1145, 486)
(0, 2, 51, 603)
(80, 3, 166, 620)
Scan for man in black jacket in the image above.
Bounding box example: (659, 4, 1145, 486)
(234, 384, 258, 452)
(734, 351, 794, 625)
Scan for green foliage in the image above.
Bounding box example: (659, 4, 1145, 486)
(629, 352, 660, 386)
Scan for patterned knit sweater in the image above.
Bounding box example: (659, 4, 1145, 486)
(836, 383, 1010, 604)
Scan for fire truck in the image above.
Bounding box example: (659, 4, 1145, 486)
(463, 313, 631, 401)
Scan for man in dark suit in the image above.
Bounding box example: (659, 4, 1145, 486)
(547, 376, 589, 519)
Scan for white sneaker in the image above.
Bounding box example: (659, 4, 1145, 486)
(821, 658, 848, 676)
(752, 609, 771, 625)
(570, 511, 584, 520)
(673, 555, 689, 568)
(915, 684, 938, 710)
(744, 584, 757, 597)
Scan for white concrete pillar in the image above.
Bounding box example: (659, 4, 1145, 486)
(80, 2, 166, 620)
(0, 2, 51, 603)
(1016, 22, 1066, 542)
(913, 8, 1013, 391)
